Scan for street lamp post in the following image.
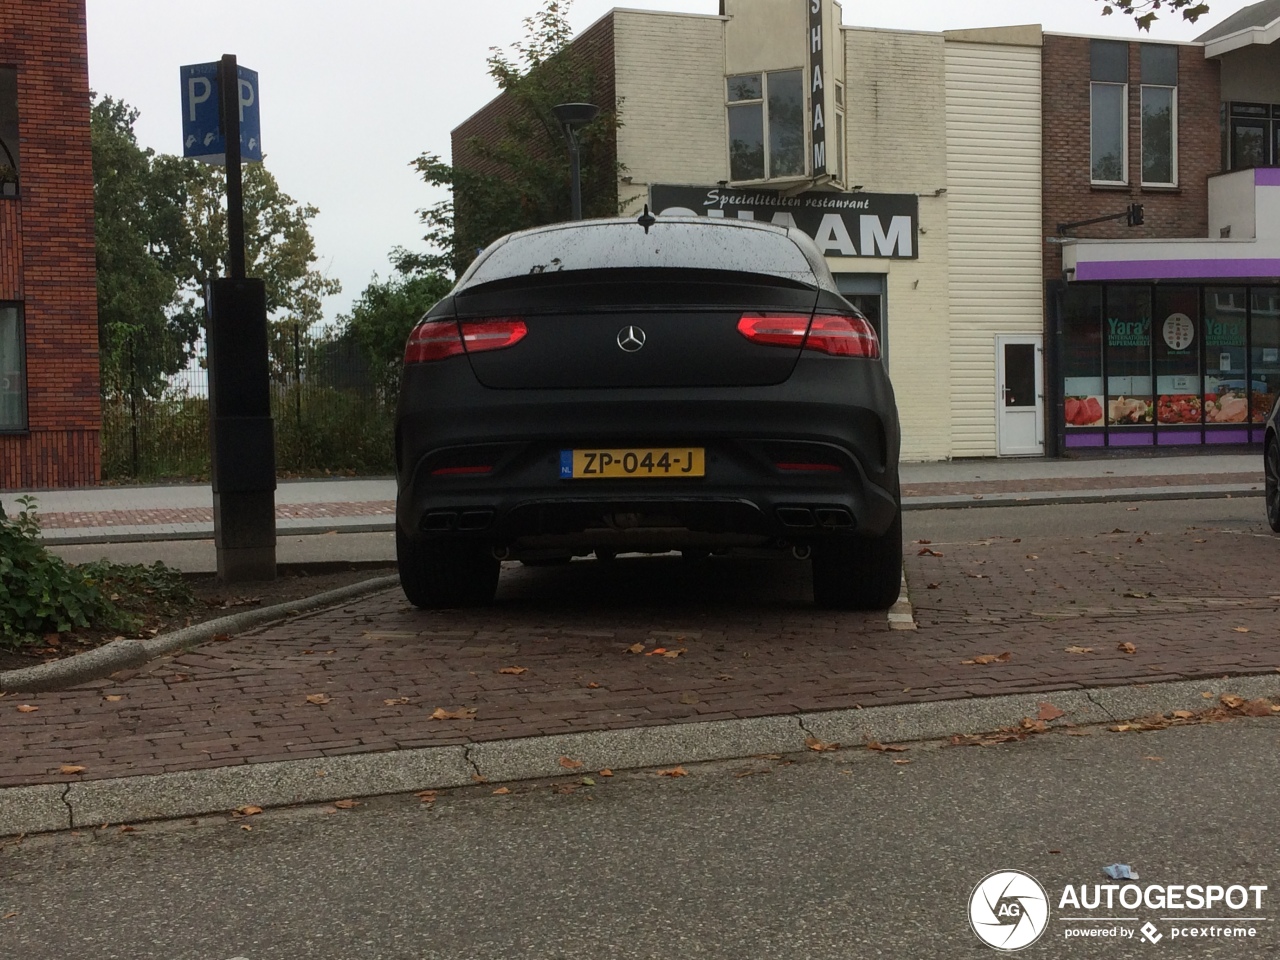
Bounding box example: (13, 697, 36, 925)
(551, 102, 599, 220)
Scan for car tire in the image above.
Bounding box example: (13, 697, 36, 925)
(397, 528, 500, 608)
(1266, 437, 1280, 533)
(811, 506, 903, 610)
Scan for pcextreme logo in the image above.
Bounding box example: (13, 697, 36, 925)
(969, 870, 1051, 951)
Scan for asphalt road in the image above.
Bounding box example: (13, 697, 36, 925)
(3, 717, 1277, 960)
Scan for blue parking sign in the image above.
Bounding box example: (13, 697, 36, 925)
(180, 61, 262, 164)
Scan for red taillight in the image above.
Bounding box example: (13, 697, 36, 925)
(404, 317, 527, 364)
(737, 313, 809, 349)
(737, 312, 880, 359)
(806, 314, 880, 358)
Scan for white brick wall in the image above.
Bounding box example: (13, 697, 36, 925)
(844, 28, 952, 462)
(614, 10, 729, 214)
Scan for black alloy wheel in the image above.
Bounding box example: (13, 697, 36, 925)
(811, 506, 904, 610)
(397, 527, 501, 608)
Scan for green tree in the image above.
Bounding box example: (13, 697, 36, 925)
(340, 249, 453, 399)
(1096, 0, 1211, 30)
(91, 95, 194, 398)
(412, 0, 624, 277)
(165, 159, 341, 329)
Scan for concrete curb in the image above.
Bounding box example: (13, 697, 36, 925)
(29, 485, 1264, 544)
(0, 575, 402, 695)
(4, 671, 1276, 837)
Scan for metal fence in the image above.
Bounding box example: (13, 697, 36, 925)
(101, 323, 395, 481)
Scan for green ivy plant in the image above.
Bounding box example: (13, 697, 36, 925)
(0, 496, 193, 650)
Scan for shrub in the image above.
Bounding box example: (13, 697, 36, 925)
(0, 497, 193, 650)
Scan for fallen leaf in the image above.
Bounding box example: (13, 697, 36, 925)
(598, 769, 614, 777)
(645, 647, 668, 656)
(1239, 698, 1274, 717)
(383, 697, 411, 706)
(1171, 710, 1195, 719)
(1064, 646, 1095, 655)
(661, 648, 687, 658)
(234, 805, 263, 817)
(1233, 626, 1250, 634)
(892, 758, 912, 765)
(558, 756, 584, 770)
(1037, 703, 1066, 722)
(211, 633, 231, 642)
(656, 766, 688, 777)
(580, 776, 596, 786)
(498, 666, 528, 675)
(1202, 691, 1214, 699)
(2, 912, 17, 920)
(1110, 724, 1133, 733)
(492, 787, 511, 795)
(626, 643, 646, 654)
(585, 682, 600, 689)
(15, 704, 38, 713)
(1118, 642, 1137, 654)
(415, 790, 438, 803)
(470, 774, 488, 784)
(240, 824, 253, 831)
(1220, 694, 1245, 709)
(917, 547, 944, 557)
(805, 736, 839, 752)
(927, 582, 940, 589)
(332, 799, 360, 809)
(429, 706, 477, 720)
(916, 539, 932, 544)
(305, 693, 332, 705)
(866, 740, 908, 753)
(104, 695, 124, 702)
(59, 765, 86, 775)
(117, 825, 137, 833)
(962, 652, 1011, 665)
(1020, 718, 1048, 733)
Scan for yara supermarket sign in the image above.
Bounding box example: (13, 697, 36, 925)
(649, 184, 918, 259)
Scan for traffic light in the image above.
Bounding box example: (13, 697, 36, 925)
(1126, 202, 1144, 227)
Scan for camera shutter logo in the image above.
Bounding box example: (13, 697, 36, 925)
(969, 870, 1050, 951)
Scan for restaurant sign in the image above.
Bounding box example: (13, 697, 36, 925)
(650, 184, 919, 260)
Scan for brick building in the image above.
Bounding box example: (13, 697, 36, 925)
(1051, 0, 1280, 452)
(453, 0, 1275, 460)
(0, 0, 100, 489)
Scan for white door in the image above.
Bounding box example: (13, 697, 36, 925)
(996, 336, 1044, 457)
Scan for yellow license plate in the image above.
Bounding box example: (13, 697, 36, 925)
(560, 448, 705, 479)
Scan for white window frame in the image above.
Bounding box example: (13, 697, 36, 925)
(1090, 81, 1128, 186)
(1140, 83, 1178, 187)
(725, 69, 807, 185)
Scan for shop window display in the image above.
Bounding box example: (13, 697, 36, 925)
(1204, 287, 1249, 428)
(1062, 286, 1104, 431)
(1104, 286, 1154, 438)
(1153, 287, 1200, 432)
(1250, 286, 1280, 423)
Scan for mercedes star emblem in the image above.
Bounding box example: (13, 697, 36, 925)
(617, 325, 646, 352)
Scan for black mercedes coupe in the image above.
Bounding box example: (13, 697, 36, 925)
(394, 214, 902, 610)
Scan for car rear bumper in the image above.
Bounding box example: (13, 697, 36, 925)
(396, 359, 900, 550)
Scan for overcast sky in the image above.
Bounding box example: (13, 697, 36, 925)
(84, 0, 1255, 323)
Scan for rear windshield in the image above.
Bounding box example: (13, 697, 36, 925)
(457, 219, 821, 291)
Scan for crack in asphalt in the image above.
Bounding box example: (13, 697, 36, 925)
(59, 784, 73, 830)
(1085, 689, 1120, 722)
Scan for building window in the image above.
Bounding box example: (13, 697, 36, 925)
(0, 303, 26, 431)
(1090, 41, 1129, 185)
(727, 69, 805, 182)
(1140, 45, 1177, 185)
(1227, 102, 1276, 170)
(0, 67, 18, 196)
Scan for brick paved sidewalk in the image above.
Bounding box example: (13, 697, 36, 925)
(4, 514, 1278, 791)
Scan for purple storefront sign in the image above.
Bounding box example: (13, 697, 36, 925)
(1107, 430, 1155, 447)
(1205, 428, 1251, 444)
(1075, 258, 1280, 282)
(1065, 431, 1106, 448)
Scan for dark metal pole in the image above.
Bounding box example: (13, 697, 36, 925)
(219, 54, 246, 279)
(567, 127, 583, 221)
